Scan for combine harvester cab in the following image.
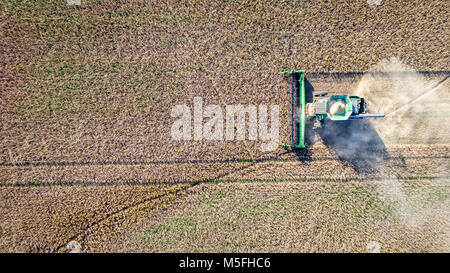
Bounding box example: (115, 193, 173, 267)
(281, 70, 384, 149)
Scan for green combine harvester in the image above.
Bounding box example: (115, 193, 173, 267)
(282, 70, 384, 149)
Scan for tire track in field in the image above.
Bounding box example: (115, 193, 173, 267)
(1, 155, 448, 187)
(1, 143, 448, 187)
(1, 143, 448, 168)
(1, 154, 448, 167)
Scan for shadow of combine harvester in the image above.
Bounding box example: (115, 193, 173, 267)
(282, 70, 389, 175)
(318, 120, 389, 174)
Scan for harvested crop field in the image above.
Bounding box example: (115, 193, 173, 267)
(115, 180, 450, 253)
(0, 0, 449, 252)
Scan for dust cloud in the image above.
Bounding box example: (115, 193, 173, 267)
(353, 57, 447, 144)
(352, 58, 449, 234)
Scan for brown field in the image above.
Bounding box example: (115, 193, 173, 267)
(0, 0, 449, 252)
(0, 184, 187, 252)
(115, 180, 449, 253)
